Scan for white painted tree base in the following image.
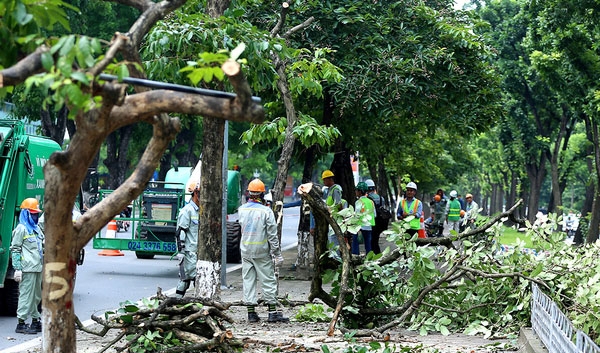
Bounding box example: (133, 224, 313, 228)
(194, 260, 221, 299)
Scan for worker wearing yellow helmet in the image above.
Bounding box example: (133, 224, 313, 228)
(238, 178, 288, 323)
(321, 169, 346, 261)
(174, 181, 200, 298)
(10, 198, 44, 334)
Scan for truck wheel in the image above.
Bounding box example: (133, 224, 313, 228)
(135, 252, 155, 259)
(0, 279, 19, 316)
(226, 221, 242, 264)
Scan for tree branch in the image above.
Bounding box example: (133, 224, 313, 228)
(283, 17, 315, 39)
(458, 265, 550, 289)
(109, 89, 265, 124)
(0, 46, 48, 87)
(270, 2, 289, 37)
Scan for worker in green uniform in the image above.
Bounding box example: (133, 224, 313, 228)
(10, 198, 44, 334)
(174, 182, 200, 298)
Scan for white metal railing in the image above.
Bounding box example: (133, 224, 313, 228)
(531, 283, 600, 353)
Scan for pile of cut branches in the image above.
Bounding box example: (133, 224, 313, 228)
(76, 289, 241, 353)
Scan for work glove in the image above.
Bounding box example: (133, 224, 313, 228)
(14, 270, 22, 283)
(274, 255, 284, 267)
(176, 252, 184, 261)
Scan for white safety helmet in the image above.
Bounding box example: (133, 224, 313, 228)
(365, 179, 376, 188)
(406, 182, 417, 190)
(450, 190, 458, 198)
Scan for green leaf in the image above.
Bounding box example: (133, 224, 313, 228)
(41, 52, 54, 70)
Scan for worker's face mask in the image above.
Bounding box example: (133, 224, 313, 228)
(30, 213, 39, 224)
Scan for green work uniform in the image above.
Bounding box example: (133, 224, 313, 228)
(10, 223, 44, 322)
(175, 200, 199, 297)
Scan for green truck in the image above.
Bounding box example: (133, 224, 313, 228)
(0, 120, 62, 315)
(92, 162, 243, 263)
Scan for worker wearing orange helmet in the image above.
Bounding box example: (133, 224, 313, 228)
(10, 198, 44, 334)
(238, 178, 288, 323)
(429, 189, 447, 237)
(174, 182, 200, 298)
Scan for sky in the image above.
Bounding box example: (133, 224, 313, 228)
(454, 0, 470, 10)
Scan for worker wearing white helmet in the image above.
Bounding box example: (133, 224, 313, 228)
(174, 182, 200, 298)
(447, 190, 462, 233)
(397, 182, 422, 236)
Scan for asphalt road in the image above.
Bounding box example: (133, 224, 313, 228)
(0, 206, 301, 352)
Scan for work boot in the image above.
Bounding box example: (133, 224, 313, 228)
(29, 319, 42, 333)
(15, 322, 34, 334)
(267, 311, 289, 323)
(247, 312, 261, 323)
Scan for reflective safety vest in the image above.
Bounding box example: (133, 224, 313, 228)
(358, 196, 376, 226)
(401, 199, 421, 230)
(326, 184, 346, 210)
(448, 199, 462, 221)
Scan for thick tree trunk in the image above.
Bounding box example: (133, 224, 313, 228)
(194, 0, 229, 300)
(525, 156, 546, 222)
(575, 142, 595, 244)
(331, 145, 355, 206)
(585, 114, 600, 243)
(196, 117, 224, 299)
(40, 106, 67, 145)
(547, 110, 569, 216)
(104, 126, 133, 189)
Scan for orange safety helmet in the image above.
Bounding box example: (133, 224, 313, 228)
(20, 198, 41, 213)
(434, 194, 441, 202)
(460, 210, 466, 217)
(247, 179, 266, 193)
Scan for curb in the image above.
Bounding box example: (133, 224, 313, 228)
(518, 327, 547, 353)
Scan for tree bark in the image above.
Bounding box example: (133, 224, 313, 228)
(194, 0, 230, 301)
(196, 117, 224, 299)
(584, 114, 600, 243)
(104, 126, 133, 189)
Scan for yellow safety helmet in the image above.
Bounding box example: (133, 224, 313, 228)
(321, 170, 334, 180)
(20, 198, 41, 213)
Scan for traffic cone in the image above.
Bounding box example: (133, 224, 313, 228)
(98, 220, 124, 256)
(418, 216, 426, 238)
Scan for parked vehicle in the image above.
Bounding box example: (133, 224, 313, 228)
(0, 120, 61, 315)
(92, 161, 243, 263)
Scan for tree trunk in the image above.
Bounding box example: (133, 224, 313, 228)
(331, 145, 355, 206)
(525, 156, 546, 222)
(104, 126, 133, 189)
(195, 117, 224, 299)
(574, 134, 595, 245)
(40, 106, 67, 145)
(194, 0, 229, 300)
(584, 114, 600, 243)
(546, 109, 569, 216)
(270, 55, 298, 241)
